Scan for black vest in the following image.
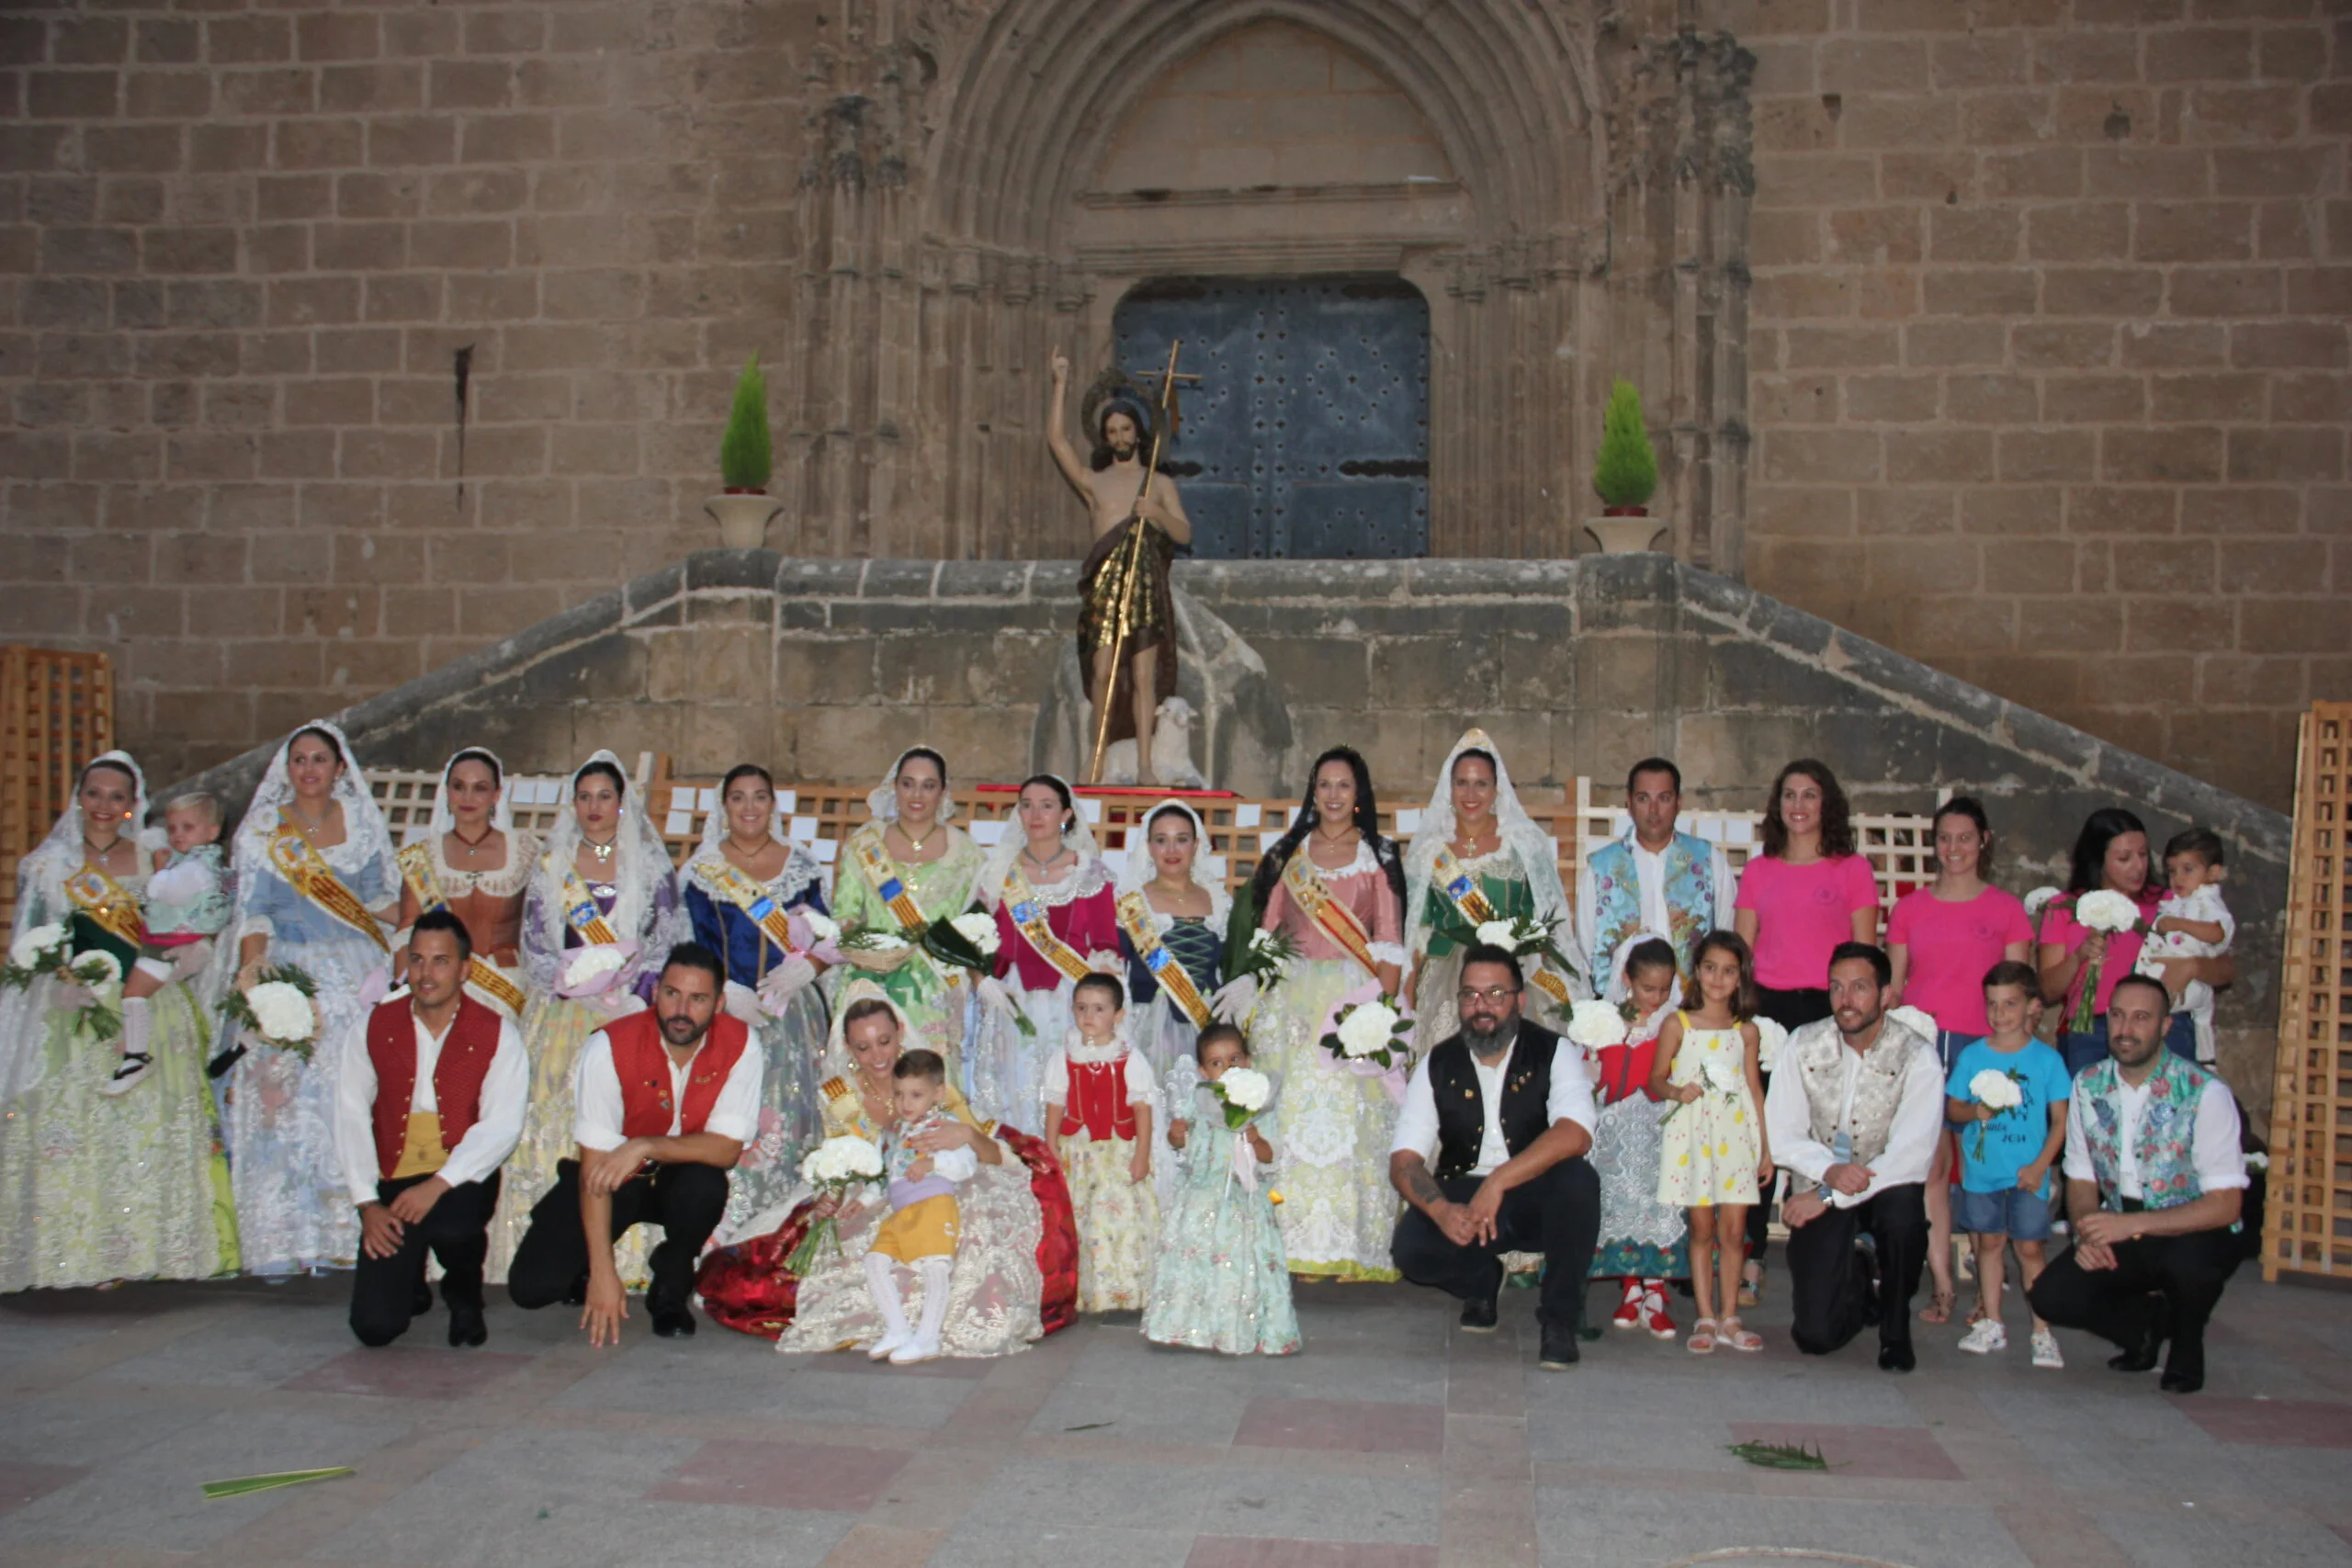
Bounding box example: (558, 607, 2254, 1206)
(1430, 1022, 1558, 1179)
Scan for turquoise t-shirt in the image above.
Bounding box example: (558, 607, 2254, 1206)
(1944, 1038, 2073, 1196)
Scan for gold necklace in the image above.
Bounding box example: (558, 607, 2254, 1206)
(897, 821, 933, 855)
(582, 834, 616, 863)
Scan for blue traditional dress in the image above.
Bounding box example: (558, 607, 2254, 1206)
(1142, 1077, 1300, 1355)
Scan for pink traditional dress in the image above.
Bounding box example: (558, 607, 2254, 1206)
(971, 818, 1120, 1138)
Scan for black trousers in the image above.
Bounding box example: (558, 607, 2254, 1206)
(1747, 987, 1832, 1268)
(1785, 1181, 1928, 1356)
(2028, 1225, 2243, 1382)
(349, 1172, 499, 1348)
(506, 1158, 729, 1313)
(1389, 1159, 1601, 1336)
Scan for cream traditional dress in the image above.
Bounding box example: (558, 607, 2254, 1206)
(829, 749, 986, 1090)
(485, 750, 684, 1283)
(213, 720, 399, 1274)
(1403, 728, 1588, 1054)
(775, 984, 1047, 1359)
(1114, 798, 1227, 1209)
(0, 751, 235, 1291)
(678, 801, 838, 1242)
(1253, 831, 1408, 1280)
(391, 749, 537, 1021)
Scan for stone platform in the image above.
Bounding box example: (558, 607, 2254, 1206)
(2, 1269, 2347, 1568)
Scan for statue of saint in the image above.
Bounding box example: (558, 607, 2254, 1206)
(1049, 350, 1193, 785)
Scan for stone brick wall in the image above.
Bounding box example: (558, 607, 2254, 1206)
(168, 549, 2290, 1113)
(1741, 0, 2351, 811)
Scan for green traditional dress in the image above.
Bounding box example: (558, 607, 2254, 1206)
(830, 821, 986, 1080)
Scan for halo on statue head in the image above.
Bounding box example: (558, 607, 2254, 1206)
(1080, 365, 1155, 471)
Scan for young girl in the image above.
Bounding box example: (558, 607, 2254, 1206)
(1144, 1023, 1301, 1356)
(1648, 931, 1772, 1355)
(1044, 973, 1159, 1312)
(1589, 936, 1689, 1338)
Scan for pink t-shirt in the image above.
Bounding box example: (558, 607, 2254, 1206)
(1735, 853, 1882, 991)
(1886, 886, 2034, 1036)
(2038, 886, 2163, 1022)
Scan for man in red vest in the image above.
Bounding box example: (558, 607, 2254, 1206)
(335, 908, 527, 1348)
(507, 943, 762, 1343)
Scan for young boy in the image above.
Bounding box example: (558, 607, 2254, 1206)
(1944, 961, 2073, 1367)
(105, 791, 232, 1095)
(1043, 973, 1159, 1313)
(2132, 828, 2233, 1066)
(864, 1048, 979, 1366)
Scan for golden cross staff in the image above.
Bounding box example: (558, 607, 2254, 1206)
(1088, 338, 1198, 784)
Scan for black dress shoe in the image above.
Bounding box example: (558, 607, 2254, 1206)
(1458, 1292, 1500, 1333)
(650, 1306, 696, 1339)
(561, 1273, 589, 1308)
(1878, 1341, 1917, 1373)
(2158, 1367, 2204, 1394)
(1537, 1330, 1581, 1371)
(2108, 1325, 2165, 1373)
(447, 1301, 487, 1348)
(412, 1280, 434, 1316)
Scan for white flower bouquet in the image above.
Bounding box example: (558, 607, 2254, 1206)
(1661, 1055, 1748, 1125)
(1454, 911, 1582, 993)
(1751, 1015, 1789, 1073)
(1565, 998, 1627, 1054)
(785, 1133, 886, 1273)
(1208, 1065, 1272, 1130)
(922, 906, 1032, 1035)
(223, 964, 322, 1062)
(2067, 887, 2143, 1033)
(796, 910, 842, 947)
(559, 941, 636, 1000)
(2023, 885, 2063, 935)
(1320, 992, 1412, 1077)
(1966, 1066, 2027, 1159)
(840, 926, 910, 953)
(1, 922, 70, 990)
(1886, 1005, 1939, 1044)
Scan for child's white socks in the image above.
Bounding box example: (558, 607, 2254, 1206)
(864, 1251, 912, 1359)
(891, 1257, 954, 1365)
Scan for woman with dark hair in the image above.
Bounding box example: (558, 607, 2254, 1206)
(1885, 795, 2033, 1325)
(973, 773, 1120, 1134)
(390, 749, 537, 1020)
(2037, 808, 2225, 1076)
(1248, 747, 1409, 1280)
(0, 752, 235, 1290)
(1115, 798, 1227, 1204)
(487, 750, 685, 1282)
(216, 720, 401, 1273)
(680, 762, 842, 1238)
(1730, 758, 1880, 1307)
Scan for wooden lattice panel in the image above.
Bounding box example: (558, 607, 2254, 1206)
(2265, 705, 2352, 1281)
(0, 648, 113, 942)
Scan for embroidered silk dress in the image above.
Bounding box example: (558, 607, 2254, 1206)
(1046, 1032, 1159, 1313)
(681, 846, 833, 1239)
(1143, 1078, 1301, 1355)
(395, 830, 535, 1018)
(1258, 842, 1408, 1280)
(1408, 844, 1562, 1051)
(1587, 1020, 1690, 1281)
(975, 856, 1120, 1137)
(830, 821, 986, 1081)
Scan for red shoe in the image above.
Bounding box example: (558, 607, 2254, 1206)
(1610, 1279, 1644, 1329)
(1641, 1287, 1677, 1340)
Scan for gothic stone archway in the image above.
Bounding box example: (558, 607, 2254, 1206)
(777, 2, 1751, 574)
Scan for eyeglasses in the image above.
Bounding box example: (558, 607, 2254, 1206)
(1456, 986, 1520, 1006)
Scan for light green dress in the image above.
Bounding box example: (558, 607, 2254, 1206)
(1143, 1081, 1300, 1355)
(828, 823, 985, 1066)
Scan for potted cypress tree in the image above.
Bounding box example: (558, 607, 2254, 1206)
(1585, 377, 1663, 553)
(705, 353, 781, 549)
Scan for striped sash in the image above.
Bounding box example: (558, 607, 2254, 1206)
(394, 840, 527, 1013)
(693, 854, 803, 959)
(1427, 846, 1571, 1008)
(1003, 868, 1094, 985)
(555, 861, 621, 946)
(63, 865, 146, 951)
(270, 826, 390, 953)
(1116, 891, 1212, 1029)
(850, 831, 932, 935)
(1282, 853, 1381, 979)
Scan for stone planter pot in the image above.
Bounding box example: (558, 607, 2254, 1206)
(1584, 513, 1664, 554)
(705, 492, 782, 550)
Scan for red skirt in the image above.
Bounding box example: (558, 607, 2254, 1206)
(695, 1124, 1081, 1341)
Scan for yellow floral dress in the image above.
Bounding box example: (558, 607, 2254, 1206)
(1656, 1013, 1761, 1207)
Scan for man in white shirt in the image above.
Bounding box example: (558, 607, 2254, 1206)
(336, 910, 527, 1348)
(1767, 943, 1945, 1372)
(506, 944, 763, 1344)
(2029, 974, 2248, 1393)
(1389, 945, 1602, 1371)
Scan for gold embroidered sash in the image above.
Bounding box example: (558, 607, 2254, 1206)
(395, 841, 526, 1013)
(1429, 847, 1571, 1009)
(1282, 853, 1382, 979)
(692, 854, 804, 959)
(269, 826, 391, 953)
(1116, 891, 1212, 1029)
(554, 861, 621, 946)
(1003, 868, 1094, 985)
(63, 865, 146, 950)
(850, 831, 932, 934)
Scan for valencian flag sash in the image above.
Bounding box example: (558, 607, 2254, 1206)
(394, 840, 527, 1013)
(270, 826, 391, 953)
(850, 830, 933, 934)
(1115, 890, 1212, 1029)
(1003, 868, 1095, 984)
(692, 854, 805, 959)
(553, 860, 621, 946)
(1429, 845, 1572, 1009)
(1281, 852, 1383, 979)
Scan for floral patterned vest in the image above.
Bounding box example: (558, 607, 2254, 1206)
(1789, 1014, 1931, 1169)
(1588, 833, 1715, 978)
(2077, 1052, 2216, 1213)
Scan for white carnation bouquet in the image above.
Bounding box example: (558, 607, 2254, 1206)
(1208, 1065, 1272, 1130)
(2, 923, 127, 1040)
(1660, 1054, 1749, 1125)
(918, 906, 1032, 1036)
(1, 922, 71, 990)
(1965, 1066, 2027, 1159)
(1885, 1005, 1939, 1044)
(797, 910, 842, 946)
(2066, 887, 2143, 1033)
(785, 1133, 886, 1273)
(1458, 912, 1582, 995)
(1750, 1015, 1789, 1073)
(2022, 885, 2063, 939)
(558, 941, 637, 1000)
(1565, 998, 1627, 1054)
(222, 963, 322, 1062)
(1319, 989, 1412, 1082)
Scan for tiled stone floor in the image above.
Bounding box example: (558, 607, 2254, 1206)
(1, 1266, 2347, 1568)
